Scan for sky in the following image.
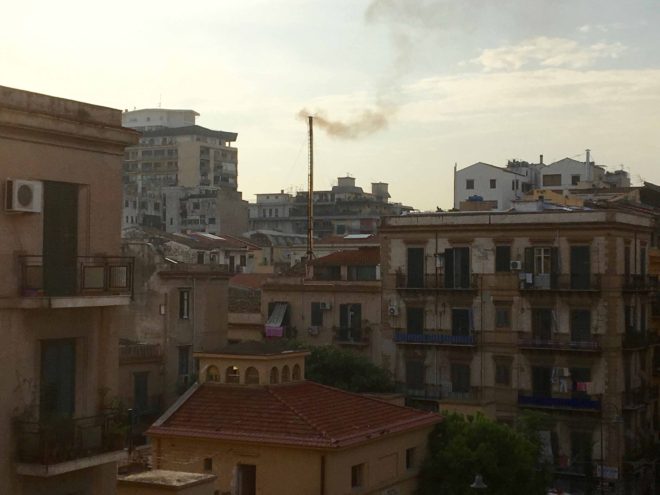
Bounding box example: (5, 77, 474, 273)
(3, 0, 660, 210)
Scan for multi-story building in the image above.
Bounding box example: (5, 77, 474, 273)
(380, 207, 657, 494)
(146, 341, 440, 495)
(121, 109, 244, 233)
(0, 86, 138, 494)
(454, 154, 631, 211)
(249, 176, 413, 236)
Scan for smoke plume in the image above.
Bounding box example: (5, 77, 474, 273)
(297, 107, 391, 140)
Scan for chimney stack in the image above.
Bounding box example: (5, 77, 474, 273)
(539, 154, 544, 165)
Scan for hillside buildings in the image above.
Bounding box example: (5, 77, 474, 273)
(0, 86, 138, 494)
(121, 109, 248, 235)
(249, 176, 413, 236)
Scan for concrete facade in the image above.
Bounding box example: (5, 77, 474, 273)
(380, 209, 657, 493)
(0, 86, 139, 494)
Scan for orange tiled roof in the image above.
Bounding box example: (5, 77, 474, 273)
(229, 273, 272, 289)
(313, 247, 379, 267)
(147, 381, 439, 449)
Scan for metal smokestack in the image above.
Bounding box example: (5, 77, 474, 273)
(306, 116, 314, 270)
(586, 149, 591, 181)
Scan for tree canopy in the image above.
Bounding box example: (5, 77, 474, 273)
(304, 345, 394, 393)
(417, 412, 551, 495)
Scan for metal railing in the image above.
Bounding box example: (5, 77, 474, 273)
(622, 274, 659, 291)
(14, 413, 127, 465)
(396, 383, 477, 401)
(518, 337, 600, 351)
(334, 328, 368, 344)
(19, 255, 134, 297)
(394, 332, 475, 346)
(395, 273, 479, 290)
(518, 393, 601, 411)
(119, 343, 162, 363)
(519, 274, 601, 291)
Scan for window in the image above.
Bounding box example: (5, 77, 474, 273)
(450, 363, 471, 395)
(570, 309, 591, 342)
(534, 247, 551, 274)
(495, 307, 510, 328)
(178, 346, 191, 377)
(269, 367, 279, 384)
(206, 365, 220, 382)
(405, 361, 425, 389)
(351, 463, 365, 489)
(133, 372, 149, 413)
(339, 304, 362, 342)
(245, 367, 260, 385)
(197, 252, 205, 264)
(542, 174, 561, 186)
(451, 309, 471, 336)
(406, 307, 424, 335)
(570, 431, 593, 469)
(281, 365, 290, 383)
(571, 174, 580, 186)
(495, 363, 511, 385)
(532, 308, 553, 340)
(570, 245, 591, 289)
(240, 255, 247, 267)
(226, 366, 240, 384)
(490, 179, 496, 189)
(40, 339, 76, 418)
(495, 245, 511, 272)
(406, 447, 416, 470)
(292, 364, 301, 380)
(406, 247, 425, 288)
(237, 464, 256, 495)
(311, 302, 323, 326)
(466, 179, 475, 190)
(532, 366, 552, 397)
(179, 289, 190, 319)
(444, 247, 470, 288)
(204, 457, 213, 471)
(348, 265, 377, 281)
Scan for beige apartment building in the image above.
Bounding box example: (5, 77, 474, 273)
(0, 86, 138, 494)
(147, 341, 440, 495)
(380, 208, 658, 494)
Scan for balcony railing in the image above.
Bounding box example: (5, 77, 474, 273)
(395, 273, 478, 290)
(334, 328, 368, 345)
(518, 337, 600, 351)
(396, 383, 477, 401)
(19, 256, 134, 297)
(14, 413, 127, 465)
(519, 274, 601, 292)
(119, 343, 162, 364)
(518, 393, 601, 411)
(394, 332, 475, 346)
(622, 332, 657, 349)
(623, 274, 659, 291)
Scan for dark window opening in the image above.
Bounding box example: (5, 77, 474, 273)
(444, 247, 470, 288)
(452, 308, 471, 336)
(495, 307, 510, 328)
(570, 309, 591, 342)
(406, 307, 424, 335)
(450, 363, 470, 394)
(466, 179, 475, 190)
(311, 302, 323, 327)
(495, 363, 511, 385)
(179, 289, 190, 319)
(532, 308, 553, 340)
(339, 304, 362, 341)
(406, 247, 425, 288)
(532, 366, 552, 397)
(495, 246, 511, 273)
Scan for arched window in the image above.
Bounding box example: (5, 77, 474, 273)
(225, 366, 240, 384)
(270, 367, 279, 384)
(206, 365, 220, 382)
(292, 364, 301, 381)
(282, 365, 291, 383)
(245, 367, 260, 385)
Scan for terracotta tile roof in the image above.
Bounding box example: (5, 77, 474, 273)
(313, 247, 379, 267)
(229, 273, 272, 289)
(148, 381, 439, 449)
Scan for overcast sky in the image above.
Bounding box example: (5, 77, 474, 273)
(3, 0, 660, 210)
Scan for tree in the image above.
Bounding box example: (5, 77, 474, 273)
(305, 345, 394, 393)
(417, 413, 551, 495)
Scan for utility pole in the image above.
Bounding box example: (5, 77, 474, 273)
(306, 116, 314, 275)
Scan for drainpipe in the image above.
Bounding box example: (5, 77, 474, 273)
(320, 454, 326, 495)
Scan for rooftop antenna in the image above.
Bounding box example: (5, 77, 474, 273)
(306, 116, 314, 275)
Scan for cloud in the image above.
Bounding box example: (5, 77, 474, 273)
(473, 37, 626, 71)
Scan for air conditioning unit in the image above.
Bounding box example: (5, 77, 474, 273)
(510, 260, 522, 271)
(5, 179, 43, 213)
(320, 302, 332, 310)
(388, 304, 399, 316)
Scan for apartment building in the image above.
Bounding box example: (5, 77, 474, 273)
(0, 86, 138, 494)
(147, 341, 440, 495)
(249, 177, 413, 236)
(380, 208, 658, 494)
(454, 154, 631, 211)
(121, 109, 241, 233)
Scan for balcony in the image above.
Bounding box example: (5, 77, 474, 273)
(119, 343, 162, 364)
(15, 255, 133, 308)
(518, 337, 601, 352)
(622, 274, 659, 292)
(394, 332, 475, 347)
(395, 273, 478, 291)
(622, 331, 657, 350)
(14, 413, 128, 477)
(396, 383, 478, 402)
(519, 274, 601, 292)
(518, 393, 601, 411)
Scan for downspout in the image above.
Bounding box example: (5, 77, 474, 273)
(320, 454, 326, 495)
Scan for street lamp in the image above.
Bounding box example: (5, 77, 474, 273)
(470, 474, 488, 490)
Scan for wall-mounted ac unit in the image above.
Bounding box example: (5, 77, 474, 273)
(388, 304, 399, 316)
(320, 302, 332, 310)
(5, 179, 43, 213)
(510, 260, 522, 271)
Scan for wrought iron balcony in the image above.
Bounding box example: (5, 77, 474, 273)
(519, 273, 601, 292)
(394, 332, 475, 346)
(518, 337, 600, 352)
(518, 393, 601, 411)
(14, 413, 127, 466)
(395, 273, 478, 291)
(19, 255, 134, 298)
(396, 383, 478, 401)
